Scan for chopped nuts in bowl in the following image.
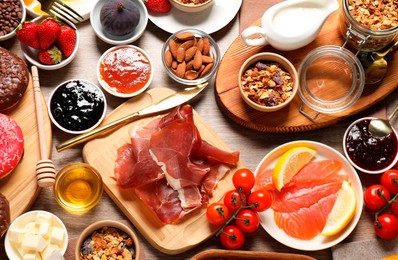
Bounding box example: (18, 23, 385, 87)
(162, 28, 220, 85)
(238, 52, 298, 112)
(170, 0, 214, 13)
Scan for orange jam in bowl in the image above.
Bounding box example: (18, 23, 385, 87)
(97, 45, 153, 98)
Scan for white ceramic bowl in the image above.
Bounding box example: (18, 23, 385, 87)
(0, 0, 26, 41)
(5, 210, 68, 260)
(238, 52, 298, 112)
(343, 117, 398, 174)
(48, 79, 107, 134)
(254, 140, 363, 251)
(97, 45, 153, 98)
(75, 220, 142, 259)
(162, 28, 220, 85)
(20, 16, 79, 70)
(90, 0, 148, 45)
(169, 0, 214, 13)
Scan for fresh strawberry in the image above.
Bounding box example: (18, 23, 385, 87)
(16, 22, 40, 49)
(37, 46, 62, 65)
(56, 25, 76, 57)
(37, 18, 61, 50)
(144, 0, 171, 13)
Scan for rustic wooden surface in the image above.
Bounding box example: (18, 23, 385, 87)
(0, 5, 398, 260)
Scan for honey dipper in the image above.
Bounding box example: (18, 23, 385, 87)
(32, 66, 56, 187)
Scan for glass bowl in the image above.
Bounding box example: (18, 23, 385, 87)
(162, 28, 220, 85)
(298, 45, 365, 115)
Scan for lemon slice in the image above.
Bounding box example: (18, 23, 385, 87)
(321, 180, 356, 236)
(272, 146, 317, 191)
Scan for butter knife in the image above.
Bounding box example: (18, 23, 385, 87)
(56, 82, 208, 152)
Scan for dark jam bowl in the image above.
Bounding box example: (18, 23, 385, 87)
(48, 79, 107, 134)
(343, 117, 398, 174)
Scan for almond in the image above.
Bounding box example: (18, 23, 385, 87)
(185, 46, 197, 62)
(169, 39, 179, 60)
(200, 62, 213, 77)
(176, 47, 185, 63)
(186, 60, 194, 71)
(197, 38, 204, 53)
(175, 61, 186, 78)
(185, 70, 199, 80)
(201, 55, 213, 64)
(180, 39, 194, 50)
(203, 37, 211, 56)
(165, 50, 173, 67)
(172, 60, 178, 69)
(175, 32, 195, 41)
(193, 50, 203, 71)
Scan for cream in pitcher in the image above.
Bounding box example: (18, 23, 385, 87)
(241, 0, 339, 51)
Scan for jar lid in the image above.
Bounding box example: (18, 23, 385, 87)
(298, 45, 365, 114)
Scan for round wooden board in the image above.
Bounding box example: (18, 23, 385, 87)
(215, 6, 398, 133)
(0, 75, 52, 221)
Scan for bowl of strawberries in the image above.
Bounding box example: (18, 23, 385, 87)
(17, 16, 79, 70)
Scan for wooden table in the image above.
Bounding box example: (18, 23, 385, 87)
(1, 8, 398, 260)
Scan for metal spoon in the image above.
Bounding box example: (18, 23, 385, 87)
(358, 41, 398, 84)
(369, 104, 398, 138)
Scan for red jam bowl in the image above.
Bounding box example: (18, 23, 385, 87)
(97, 45, 153, 98)
(343, 117, 398, 174)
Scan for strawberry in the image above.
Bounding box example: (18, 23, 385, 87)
(16, 22, 40, 49)
(56, 25, 76, 57)
(144, 0, 171, 13)
(37, 18, 61, 50)
(37, 46, 62, 65)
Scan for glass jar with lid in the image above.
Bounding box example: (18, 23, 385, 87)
(339, 0, 398, 52)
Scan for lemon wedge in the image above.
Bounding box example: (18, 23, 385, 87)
(321, 180, 356, 236)
(272, 146, 317, 191)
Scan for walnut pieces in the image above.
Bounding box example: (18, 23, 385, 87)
(347, 0, 398, 30)
(240, 61, 294, 107)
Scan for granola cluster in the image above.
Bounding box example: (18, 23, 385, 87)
(240, 61, 294, 107)
(80, 226, 135, 260)
(348, 0, 398, 30)
(176, 0, 209, 4)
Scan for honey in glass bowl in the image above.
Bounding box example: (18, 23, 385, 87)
(53, 163, 103, 212)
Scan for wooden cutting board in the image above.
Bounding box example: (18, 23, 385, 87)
(82, 87, 245, 255)
(215, 6, 398, 133)
(0, 75, 52, 221)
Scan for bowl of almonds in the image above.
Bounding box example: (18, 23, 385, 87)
(162, 28, 220, 85)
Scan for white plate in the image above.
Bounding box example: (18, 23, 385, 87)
(255, 140, 363, 251)
(23, 0, 98, 20)
(148, 0, 242, 34)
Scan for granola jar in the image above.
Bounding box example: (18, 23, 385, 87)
(339, 0, 398, 52)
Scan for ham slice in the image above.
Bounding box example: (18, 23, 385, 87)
(114, 105, 240, 224)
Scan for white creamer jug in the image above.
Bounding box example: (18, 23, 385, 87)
(241, 0, 339, 51)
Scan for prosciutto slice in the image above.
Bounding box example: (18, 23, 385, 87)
(114, 105, 240, 224)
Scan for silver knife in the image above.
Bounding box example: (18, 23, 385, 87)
(56, 82, 208, 152)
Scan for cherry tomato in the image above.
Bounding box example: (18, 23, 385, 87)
(223, 190, 246, 212)
(380, 169, 398, 195)
(391, 197, 398, 217)
(364, 184, 391, 211)
(206, 203, 231, 226)
(248, 189, 272, 212)
(374, 214, 398, 240)
(220, 225, 245, 249)
(233, 168, 255, 193)
(236, 209, 260, 233)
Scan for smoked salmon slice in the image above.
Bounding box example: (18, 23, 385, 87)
(255, 160, 348, 240)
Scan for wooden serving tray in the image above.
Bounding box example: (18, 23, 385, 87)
(82, 87, 244, 255)
(215, 5, 398, 133)
(191, 249, 316, 260)
(0, 75, 52, 221)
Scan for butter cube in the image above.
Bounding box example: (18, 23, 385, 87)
(21, 234, 47, 252)
(38, 222, 51, 239)
(49, 227, 64, 246)
(7, 227, 25, 243)
(23, 252, 41, 260)
(42, 245, 64, 260)
(35, 212, 53, 224)
(24, 222, 39, 234)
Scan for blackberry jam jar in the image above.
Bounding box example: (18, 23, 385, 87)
(343, 117, 398, 174)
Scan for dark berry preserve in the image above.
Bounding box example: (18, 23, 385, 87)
(50, 80, 105, 132)
(345, 119, 398, 171)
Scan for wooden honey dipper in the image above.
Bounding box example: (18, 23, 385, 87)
(32, 66, 56, 187)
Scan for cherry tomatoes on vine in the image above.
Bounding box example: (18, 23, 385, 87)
(236, 209, 260, 233)
(233, 168, 255, 193)
(220, 225, 245, 249)
(364, 184, 391, 211)
(248, 189, 272, 212)
(206, 203, 231, 226)
(374, 214, 398, 240)
(380, 169, 398, 195)
(224, 190, 246, 212)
